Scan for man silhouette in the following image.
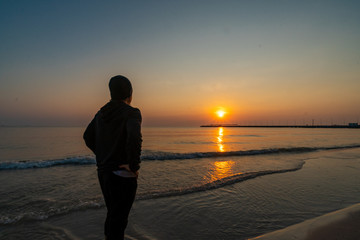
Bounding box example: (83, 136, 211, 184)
(84, 75, 142, 240)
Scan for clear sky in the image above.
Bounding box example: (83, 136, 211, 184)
(1, 0, 359, 126)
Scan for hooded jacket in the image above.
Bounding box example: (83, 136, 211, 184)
(83, 100, 142, 173)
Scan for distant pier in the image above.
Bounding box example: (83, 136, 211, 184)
(200, 124, 360, 129)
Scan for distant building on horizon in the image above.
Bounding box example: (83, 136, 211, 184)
(349, 123, 359, 127)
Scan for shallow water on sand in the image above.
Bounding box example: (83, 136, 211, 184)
(0, 127, 359, 239)
(123, 148, 360, 240)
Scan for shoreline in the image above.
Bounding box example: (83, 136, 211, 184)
(250, 203, 360, 240)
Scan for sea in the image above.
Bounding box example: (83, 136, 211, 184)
(0, 126, 360, 240)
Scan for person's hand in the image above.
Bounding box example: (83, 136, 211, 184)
(119, 164, 139, 178)
(119, 164, 131, 172)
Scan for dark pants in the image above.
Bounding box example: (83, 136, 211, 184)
(98, 171, 137, 240)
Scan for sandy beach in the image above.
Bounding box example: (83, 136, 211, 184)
(251, 203, 360, 240)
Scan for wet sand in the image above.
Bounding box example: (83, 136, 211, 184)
(251, 203, 360, 240)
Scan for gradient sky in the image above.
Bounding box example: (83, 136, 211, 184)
(1, 0, 360, 126)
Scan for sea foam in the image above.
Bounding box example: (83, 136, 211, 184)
(0, 144, 359, 170)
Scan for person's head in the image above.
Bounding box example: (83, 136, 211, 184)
(109, 75, 133, 104)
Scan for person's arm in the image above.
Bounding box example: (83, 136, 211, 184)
(83, 117, 96, 154)
(126, 108, 142, 173)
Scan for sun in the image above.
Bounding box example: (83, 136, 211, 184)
(216, 110, 226, 118)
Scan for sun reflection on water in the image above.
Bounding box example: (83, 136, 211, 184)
(205, 127, 237, 181)
(217, 127, 225, 152)
(210, 160, 235, 181)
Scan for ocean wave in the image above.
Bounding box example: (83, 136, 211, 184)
(0, 156, 95, 170)
(141, 144, 360, 160)
(136, 161, 305, 200)
(0, 200, 103, 225)
(1, 144, 359, 170)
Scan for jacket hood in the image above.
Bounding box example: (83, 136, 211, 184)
(99, 100, 130, 122)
